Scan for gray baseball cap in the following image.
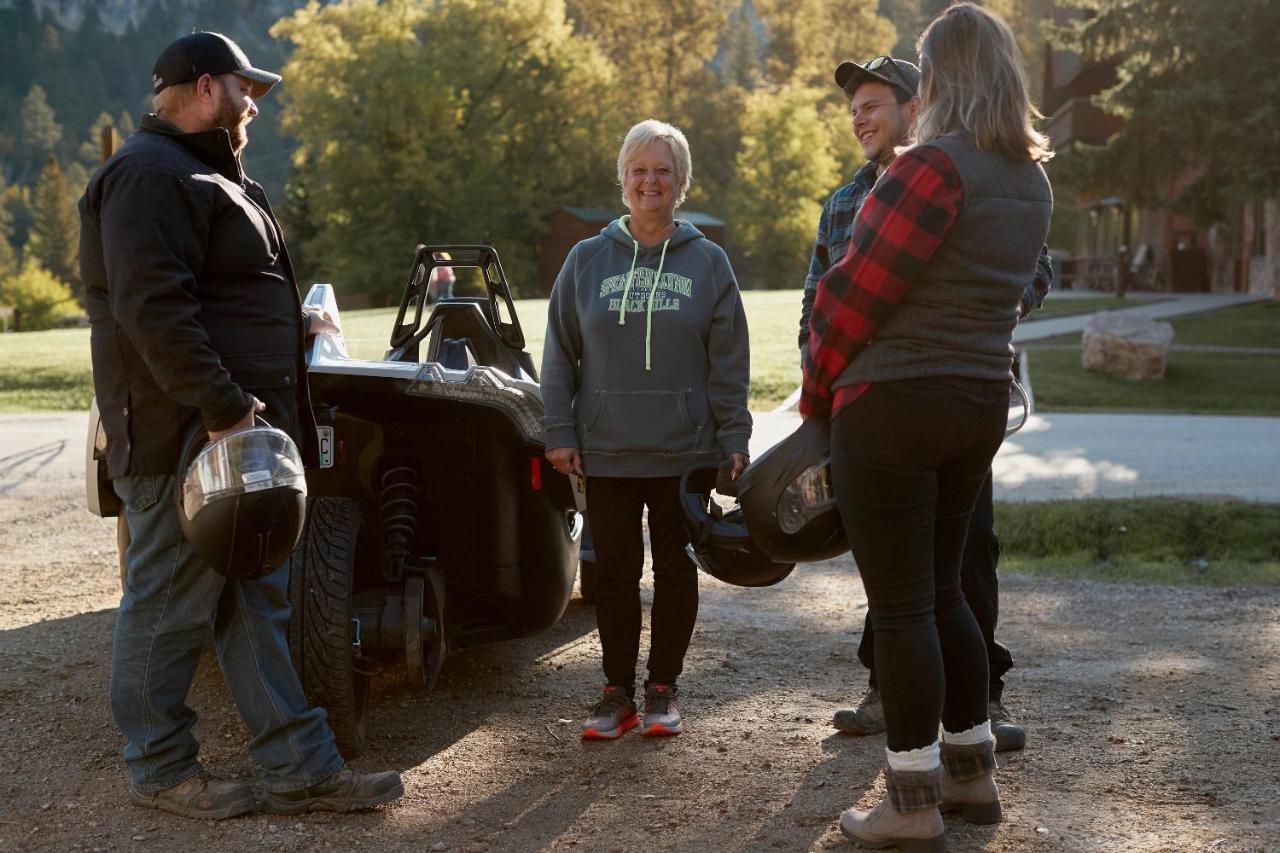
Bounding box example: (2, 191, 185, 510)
(834, 55, 921, 98)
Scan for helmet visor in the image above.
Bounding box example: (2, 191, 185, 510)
(182, 426, 307, 519)
(777, 461, 837, 534)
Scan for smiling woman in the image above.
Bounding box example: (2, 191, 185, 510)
(539, 118, 752, 742)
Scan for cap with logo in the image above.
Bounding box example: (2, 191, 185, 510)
(834, 55, 921, 99)
(152, 32, 282, 98)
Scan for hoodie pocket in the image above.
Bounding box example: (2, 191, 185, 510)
(582, 390, 701, 455)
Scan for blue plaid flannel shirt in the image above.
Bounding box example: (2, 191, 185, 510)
(798, 161, 1054, 355)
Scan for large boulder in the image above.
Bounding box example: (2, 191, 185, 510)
(1081, 311, 1175, 380)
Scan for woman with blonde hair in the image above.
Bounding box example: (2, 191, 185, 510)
(801, 4, 1051, 848)
(541, 119, 751, 739)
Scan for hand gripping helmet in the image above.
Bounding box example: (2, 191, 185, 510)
(679, 464, 795, 587)
(177, 417, 308, 580)
(735, 417, 848, 564)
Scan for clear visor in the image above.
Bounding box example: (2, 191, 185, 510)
(777, 460, 837, 534)
(182, 426, 307, 518)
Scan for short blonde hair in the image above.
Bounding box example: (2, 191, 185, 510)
(616, 119, 692, 208)
(152, 80, 197, 116)
(915, 3, 1052, 163)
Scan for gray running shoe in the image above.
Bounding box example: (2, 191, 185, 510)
(640, 683, 683, 737)
(833, 686, 887, 736)
(581, 686, 639, 739)
(990, 699, 1026, 752)
(129, 775, 257, 820)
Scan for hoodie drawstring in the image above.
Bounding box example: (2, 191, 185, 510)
(644, 239, 670, 371)
(615, 216, 673, 371)
(616, 240, 641, 327)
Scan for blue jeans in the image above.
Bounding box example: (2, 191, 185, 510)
(111, 474, 344, 793)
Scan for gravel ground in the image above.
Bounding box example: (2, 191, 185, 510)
(1, 485, 1278, 852)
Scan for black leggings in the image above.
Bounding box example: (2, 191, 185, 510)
(860, 471, 1015, 700)
(585, 476, 698, 693)
(830, 377, 1008, 751)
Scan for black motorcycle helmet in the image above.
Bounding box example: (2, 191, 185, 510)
(679, 464, 795, 587)
(736, 417, 848, 564)
(176, 416, 307, 580)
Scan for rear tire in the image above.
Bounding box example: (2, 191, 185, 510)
(288, 497, 370, 759)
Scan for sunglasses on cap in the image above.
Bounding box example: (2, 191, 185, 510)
(863, 55, 912, 92)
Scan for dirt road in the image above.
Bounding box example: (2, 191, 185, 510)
(1, 484, 1277, 852)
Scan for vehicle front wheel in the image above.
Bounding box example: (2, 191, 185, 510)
(288, 497, 370, 759)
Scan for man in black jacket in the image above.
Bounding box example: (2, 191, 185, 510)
(80, 33, 403, 819)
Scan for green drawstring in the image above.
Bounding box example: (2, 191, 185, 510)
(617, 239, 640, 326)
(644, 239, 670, 371)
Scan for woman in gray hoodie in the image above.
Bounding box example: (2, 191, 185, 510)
(541, 120, 752, 740)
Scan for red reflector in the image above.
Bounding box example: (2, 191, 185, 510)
(530, 456, 542, 490)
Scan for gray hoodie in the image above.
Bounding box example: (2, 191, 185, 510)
(541, 216, 751, 478)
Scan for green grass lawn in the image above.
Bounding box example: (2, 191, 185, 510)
(1024, 300, 1280, 415)
(996, 497, 1280, 587)
(0, 289, 809, 413)
(1027, 350, 1280, 415)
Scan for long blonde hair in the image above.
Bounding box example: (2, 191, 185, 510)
(915, 3, 1052, 163)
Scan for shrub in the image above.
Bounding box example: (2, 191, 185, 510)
(0, 259, 83, 331)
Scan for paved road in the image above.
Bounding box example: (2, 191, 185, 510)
(1013, 291, 1266, 342)
(749, 409, 1280, 503)
(7, 408, 1278, 504)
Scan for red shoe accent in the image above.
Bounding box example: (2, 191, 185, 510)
(581, 712, 639, 740)
(640, 721, 683, 737)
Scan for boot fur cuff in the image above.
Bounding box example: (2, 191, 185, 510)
(940, 739, 997, 781)
(884, 767, 942, 813)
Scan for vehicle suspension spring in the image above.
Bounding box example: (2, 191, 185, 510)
(379, 464, 419, 581)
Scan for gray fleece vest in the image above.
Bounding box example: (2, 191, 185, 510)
(833, 133, 1052, 390)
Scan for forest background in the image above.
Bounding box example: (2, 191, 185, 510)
(1, 0, 1261, 324)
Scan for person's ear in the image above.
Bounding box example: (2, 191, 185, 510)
(194, 73, 218, 105)
(907, 96, 921, 123)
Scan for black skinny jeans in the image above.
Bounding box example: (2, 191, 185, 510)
(859, 471, 1014, 700)
(830, 377, 1009, 752)
(585, 476, 699, 694)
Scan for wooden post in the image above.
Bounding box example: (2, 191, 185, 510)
(100, 126, 119, 163)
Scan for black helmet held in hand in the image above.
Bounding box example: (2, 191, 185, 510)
(176, 417, 307, 580)
(736, 417, 848, 564)
(679, 465, 795, 588)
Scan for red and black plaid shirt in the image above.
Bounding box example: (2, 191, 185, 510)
(800, 145, 964, 420)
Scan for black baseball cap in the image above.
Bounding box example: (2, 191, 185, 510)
(152, 32, 282, 98)
(834, 55, 921, 99)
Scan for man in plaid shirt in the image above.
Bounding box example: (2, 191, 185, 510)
(799, 54, 1052, 751)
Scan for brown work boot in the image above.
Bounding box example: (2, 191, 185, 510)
(833, 686, 886, 736)
(840, 767, 946, 851)
(129, 775, 257, 820)
(262, 767, 404, 814)
(940, 739, 1002, 825)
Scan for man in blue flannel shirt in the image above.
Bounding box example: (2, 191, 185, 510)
(800, 54, 1053, 751)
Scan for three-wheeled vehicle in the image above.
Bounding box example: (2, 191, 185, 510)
(87, 245, 584, 757)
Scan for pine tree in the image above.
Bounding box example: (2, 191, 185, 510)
(1061, 0, 1280, 218)
(0, 175, 17, 284)
(26, 155, 81, 300)
(18, 86, 64, 184)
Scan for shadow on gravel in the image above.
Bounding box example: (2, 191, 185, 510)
(0, 440, 66, 496)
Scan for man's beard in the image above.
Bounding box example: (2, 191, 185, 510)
(212, 95, 250, 154)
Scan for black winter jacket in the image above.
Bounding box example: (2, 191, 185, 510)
(80, 114, 318, 478)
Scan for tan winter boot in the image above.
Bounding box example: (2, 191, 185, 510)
(839, 767, 946, 851)
(939, 739, 1002, 824)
